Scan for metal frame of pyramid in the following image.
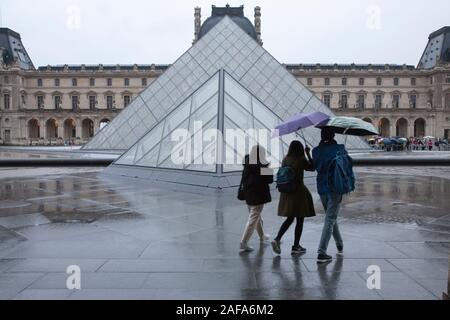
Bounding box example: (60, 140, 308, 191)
(104, 69, 295, 189)
(84, 16, 368, 152)
(96, 15, 369, 190)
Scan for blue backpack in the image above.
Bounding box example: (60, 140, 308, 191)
(276, 166, 297, 193)
(327, 151, 355, 195)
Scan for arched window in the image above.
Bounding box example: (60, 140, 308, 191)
(28, 119, 40, 139)
(414, 118, 426, 137)
(64, 119, 77, 139)
(396, 118, 408, 137)
(82, 119, 95, 139)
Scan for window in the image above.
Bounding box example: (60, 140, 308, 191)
(323, 94, 331, 108)
(341, 78, 347, 86)
(54, 96, 61, 110)
(21, 95, 26, 107)
(71, 96, 79, 111)
(410, 95, 417, 109)
(394, 77, 399, 86)
(142, 78, 148, 86)
(107, 78, 112, 87)
(72, 78, 77, 87)
(357, 95, 365, 109)
(89, 96, 97, 110)
(324, 78, 330, 86)
(359, 78, 365, 86)
(446, 75, 450, 84)
(393, 95, 400, 108)
(37, 78, 43, 87)
(107, 96, 114, 110)
(411, 77, 416, 86)
(124, 78, 130, 87)
(55, 79, 60, 87)
(375, 94, 383, 109)
(376, 77, 382, 86)
(3, 94, 10, 110)
(430, 77, 433, 85)
(4, 76, 9, 84)
(90, 78, 95, 86)
(340, 95, 348, 109)
(307, 78, 313, 86)
(124, 95, 131, 107)
(37, 95, 44, 109)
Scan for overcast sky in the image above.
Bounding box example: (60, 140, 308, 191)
(2, 0, 449, 67)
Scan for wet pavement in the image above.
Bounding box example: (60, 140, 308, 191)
(0, 167, 449, 300)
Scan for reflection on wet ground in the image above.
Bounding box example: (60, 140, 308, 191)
(0, 168, 448, 300)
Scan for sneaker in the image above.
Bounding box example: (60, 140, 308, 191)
(271, 240, 281, 255)
(317, 253, 333, 264)
(291, 246, 307, 255)
(239, 243, 254, 253)
(337, 247, 344, 256)
(260, 234, 271, 243)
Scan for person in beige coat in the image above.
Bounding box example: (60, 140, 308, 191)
(271, 140, 316, 255)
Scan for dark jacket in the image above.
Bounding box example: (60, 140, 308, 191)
(241, 155, 274, 206)
(278, 156, 316, 218)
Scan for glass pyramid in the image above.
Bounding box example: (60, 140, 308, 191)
(114, 70, 291, 176)
(84, 15, 368, 151)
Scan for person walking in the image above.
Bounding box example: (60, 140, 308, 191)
(428, 139, 433, 151)
(239, 145, 274, 253)
(313, 128, 355, 264)
(271, 141, 316, 256)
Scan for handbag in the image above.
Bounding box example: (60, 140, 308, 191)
(237, 170, 247, 201)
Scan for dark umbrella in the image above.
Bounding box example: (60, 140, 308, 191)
(316, 116, 379, 136)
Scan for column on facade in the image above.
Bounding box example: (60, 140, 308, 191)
(408, 119, 415, 138)
(390, 120, 396, 137)
(39, 120, 45, 139)
(76, 124, 82, 140)
(57, 122, 64, 140)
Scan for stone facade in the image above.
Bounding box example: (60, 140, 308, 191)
(290, 63, 450, 139)
(0, 63, 166, 145)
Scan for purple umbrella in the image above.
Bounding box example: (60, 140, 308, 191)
(273, 112, 330, 139)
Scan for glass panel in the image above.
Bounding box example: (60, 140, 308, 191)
(185, 116, 218, 172)
(115, 145, 137, 165)
(163, 99, 191, 137)
(192, 73, 219, 112)
(252, 98, 279, 130)
(135, 146, 159, 167)
(158, 118, 190, 166)
(190, 94, 218, 128)
(133, 121, 164, 163)
(224, 94, 253, 129)
(225, 74, 252, 111)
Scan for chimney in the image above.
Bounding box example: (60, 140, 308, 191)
(193, 7, 202, 44)
(254, 6, 263, 46)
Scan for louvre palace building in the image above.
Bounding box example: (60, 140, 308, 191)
(0, 5, 449, 146)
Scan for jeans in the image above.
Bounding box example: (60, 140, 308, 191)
(318, 193, 344, 255)
(241, 205, 265, 244)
